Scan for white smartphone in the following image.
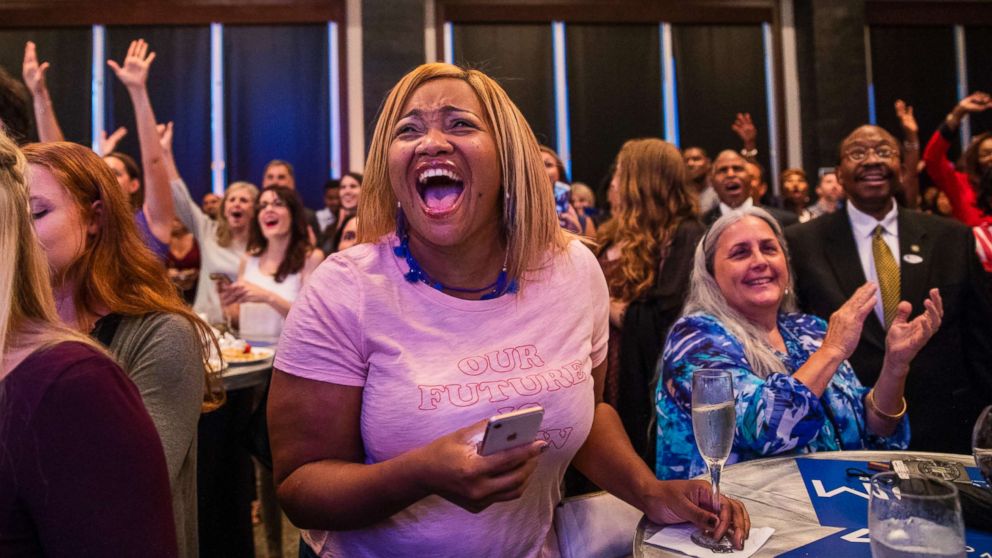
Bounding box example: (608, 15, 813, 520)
(478, 406, 545, 456)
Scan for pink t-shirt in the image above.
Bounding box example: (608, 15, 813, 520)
(275, 235, 609, 557)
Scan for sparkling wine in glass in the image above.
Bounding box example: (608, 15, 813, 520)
(973, 405, 992, 487)
(690, 369, 736, 552)
(868, 472, 966, 558)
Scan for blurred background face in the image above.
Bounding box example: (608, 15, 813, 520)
(104, 155, 140, 198)
(682, 148, 710, 182)
(337, 217, 359, 251)
(570, 185, 594, 215)
(324, 187, 341, 212)
(816, 172, 844, 203)
(201, 192, 221, 218)
(339, 174, 361, 211)
(979, 137, 992, 172)
(541, 151, 560, 185)
(745, 162, 766, 203)
(782, 172, 809, 206)
(711, 152, 753, 208)
(256, 189, 291, 239)
(28, 164, 90, 277)
(263, 163, 295, 189)
(223, 186, 255, 230)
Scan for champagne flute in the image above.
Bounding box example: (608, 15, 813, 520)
(973, 405, 992, 487)
(690, 369, 736, 552)
(868, 472, 966, 558)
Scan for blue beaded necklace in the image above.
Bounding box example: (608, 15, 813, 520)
(393, 228, 518, 300)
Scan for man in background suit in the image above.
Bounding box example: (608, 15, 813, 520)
(702, 150, 798, 228)
(786, 125, 992, 453)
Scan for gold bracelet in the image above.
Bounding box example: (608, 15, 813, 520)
(866, 389, 907, 420)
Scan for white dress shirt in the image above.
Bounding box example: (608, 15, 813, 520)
(847, 202, 900, 326)
(719, 196, 754, 216)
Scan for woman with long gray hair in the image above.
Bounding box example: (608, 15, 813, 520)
(654, 207, 942, 480)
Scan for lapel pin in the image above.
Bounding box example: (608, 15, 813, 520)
(910, 244, 920, 253)
(903, 254, 923, 264)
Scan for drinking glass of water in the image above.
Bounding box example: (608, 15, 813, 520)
(690, 369, 736, 552)
(973, 405, 992, 487)
(868, 472, 965, 558)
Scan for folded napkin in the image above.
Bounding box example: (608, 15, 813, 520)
(645, 523, 775, 558)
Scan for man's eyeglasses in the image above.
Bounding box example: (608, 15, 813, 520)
(844, 145, 897, 162)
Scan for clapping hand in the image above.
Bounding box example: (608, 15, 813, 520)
(894, 100, 918, 136)
(107, 39, 156, 91)
(884, 288, 943, 373)
(418, 419, 546, 514)
(98, 126, 128, 155)
(731, 113, 757, 147)
(22, 41, 50, 96)
(821, 282, 878, 361)
(642, 479, 751, 550)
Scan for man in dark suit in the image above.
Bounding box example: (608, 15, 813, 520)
(786, 125, 992, 453)
(702, 150, 798, 227)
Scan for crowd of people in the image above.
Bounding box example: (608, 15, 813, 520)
(1, 36, 991, 558)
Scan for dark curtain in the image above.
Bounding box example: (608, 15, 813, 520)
(966, 26, 992, 138)
(0, 28, 92, 145)
(566, 24, 661, 190)
(106, 25, 211, 200)
(225, 24, 330, 209)
(673, 24, 769, 175)
(453, 23, 555, 148)
(870, 26, 957, 158)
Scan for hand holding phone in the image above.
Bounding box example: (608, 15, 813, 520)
(209, 272, 232, 288)
(478, 406, 545, 456)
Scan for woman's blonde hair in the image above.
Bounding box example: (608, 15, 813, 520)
(216, 181, 259, 248)
(23, 142, 224, 411)
(597, 138, 696, 301)
(0, 132, 96, 366)
(358, 63, 568, 287)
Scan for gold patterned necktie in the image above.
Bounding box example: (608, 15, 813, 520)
(872, 225, 901, 328)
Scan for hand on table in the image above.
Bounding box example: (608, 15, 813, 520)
(642, 479, 751, 550)
(415, 419, 547, 514)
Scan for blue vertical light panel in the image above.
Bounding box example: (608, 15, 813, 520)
(660, 23, 679, 147)
(762, 22, 781, 196)
(864, 26, 878, 125)
(91, 25, 106, 152)
(210, 23, 226, 194)
(329, 21, 341, 179)
(551, 21, 571, 179)
(954, 25, 970, 147)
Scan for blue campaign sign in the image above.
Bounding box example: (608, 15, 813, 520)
(777, 458, 992, 557)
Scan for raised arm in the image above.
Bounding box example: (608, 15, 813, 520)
(895, 100, 920, 209)
(732, 112, 758, 161)
(107, 39, 173, 245)
(22, 41, 64, 142)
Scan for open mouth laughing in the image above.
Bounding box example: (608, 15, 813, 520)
(415, 162, 465, 217)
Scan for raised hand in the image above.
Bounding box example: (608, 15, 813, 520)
(107, 39, 156, 91)
(156, 121, 174, 154)
(821, 282, 878, 361)
(417, 419, 546, 514)
(731, 113, 757, 148)
(894, 100, 918, 136)
(642, 479, 751, 550)
(957, 91, 991, 114)
(22, 41, 51, 96)
(98, 126, 127, 155)
(884, 288, 943, 373)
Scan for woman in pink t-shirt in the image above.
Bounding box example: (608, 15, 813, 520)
(268, 63, 750, 557)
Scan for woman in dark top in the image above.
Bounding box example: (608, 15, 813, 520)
(0, 129, 177, 557)
(595, 138, 703, 468)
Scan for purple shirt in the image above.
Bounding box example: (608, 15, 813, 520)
(0, 342, 177, 557)
(136, 208, 170, 260)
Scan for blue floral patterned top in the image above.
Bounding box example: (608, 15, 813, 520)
(654, 312, 909, 480)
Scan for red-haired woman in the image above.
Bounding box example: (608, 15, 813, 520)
(24, 140, 220, 558)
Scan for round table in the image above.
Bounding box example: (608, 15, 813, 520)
(221, 357, 274, 390)
(633, 450, 977, 557)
